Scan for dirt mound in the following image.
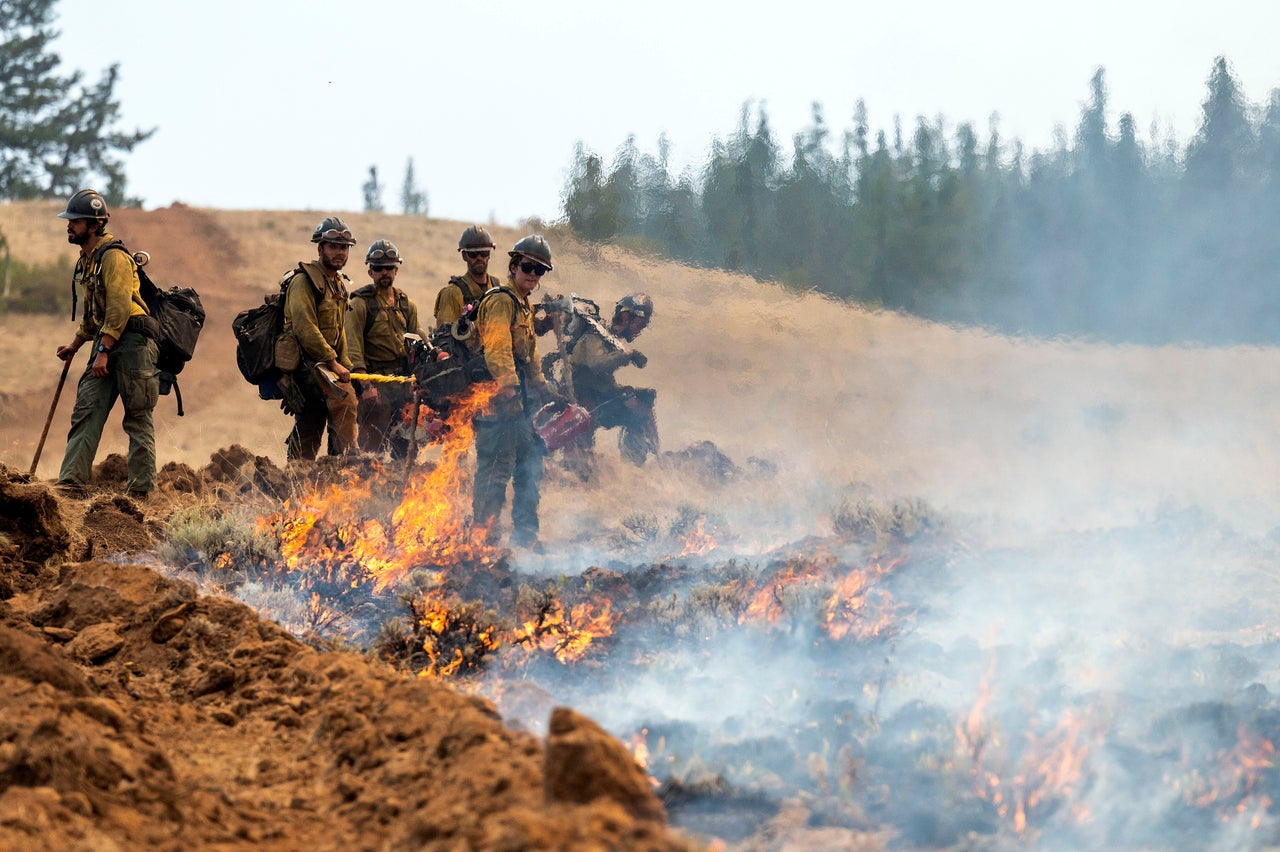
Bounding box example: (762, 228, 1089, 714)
(0, 464, 696, 850)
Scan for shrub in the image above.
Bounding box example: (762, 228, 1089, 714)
(0, 257, 73, 316)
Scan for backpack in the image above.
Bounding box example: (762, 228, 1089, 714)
(232, 266, 299, 398)
(92, 242, 206, 417)
(411, 286, 519, 410)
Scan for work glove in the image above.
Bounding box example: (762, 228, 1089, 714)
(277, 374, 306, 417)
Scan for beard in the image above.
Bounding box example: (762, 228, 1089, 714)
(67, 228, 90, 246)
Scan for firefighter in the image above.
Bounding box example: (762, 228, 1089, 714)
(53, 189, 160, 498)
(434, 225, 500, 330)
(568, 293, 658, 466)
(276, 216, 359, 460)
(472, 234, 564, 549)
(345, 239, 427, 457)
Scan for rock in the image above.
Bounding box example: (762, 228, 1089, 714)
(190, 662, 236, 697)
(66, 621, 124, 664)
(544, 706, 666, 824)
(0, 623, 88, 695)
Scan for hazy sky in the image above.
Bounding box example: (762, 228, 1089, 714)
(50, 0, 1280, 226)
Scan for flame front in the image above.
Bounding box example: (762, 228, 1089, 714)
(738, 551, 899, 639)
(260, 383, 500, 600)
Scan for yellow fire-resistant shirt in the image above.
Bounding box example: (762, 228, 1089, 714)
(569, 332, 633, 402)
(345, 287, 425, 370)
(74, 233, 148, 342)
(282, 261, 352, 368)
(477, 285, 548, 396)
(433, 273, 498, 327)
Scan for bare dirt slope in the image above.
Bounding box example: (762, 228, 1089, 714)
(0, 467, 689, 851)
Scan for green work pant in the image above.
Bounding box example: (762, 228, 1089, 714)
(357, 359, 413, 457)
(472, 411, 543, 545)
(285, 364, 357, 461)
(58, 332, 159, 493)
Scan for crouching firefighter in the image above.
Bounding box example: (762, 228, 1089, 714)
(345, 239, 427, 458)
(275, 216, 359, 461)
(566, 293, 659, 466)
(472, 235, 567, 549)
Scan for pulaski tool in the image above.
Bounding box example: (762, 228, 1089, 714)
(29, 357, 72, 476)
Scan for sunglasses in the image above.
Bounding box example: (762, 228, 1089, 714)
(367, 247, 399, 262)
(519, 261, 549, 276)
(369, 264, 397, 272)
(318, 228, 354, 243)
(463, 250, 490, 259)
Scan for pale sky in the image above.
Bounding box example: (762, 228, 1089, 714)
(50, 0, 1280, 226)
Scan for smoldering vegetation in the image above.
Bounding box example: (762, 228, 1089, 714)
(147, 431, 1280, 850)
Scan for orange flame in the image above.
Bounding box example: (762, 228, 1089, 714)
(411, 588, 501, 678)
(737, 552, 899, 639)
(513, 597, 619, 663)
(956, 666, 1097, 834)
(628, 728, 662, 789)
(259, 383, 500, 599)
(679, 518, 718, 556)
(1186, 723, 1275, 826)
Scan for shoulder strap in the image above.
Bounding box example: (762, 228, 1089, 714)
(91, 238, 128, 266)
(479, 285, 521, 318)
(353, 285, 381, 335)
(351, 285, 409, 335)
(84, 240, 153, 317)
(293, 263, 325, 294)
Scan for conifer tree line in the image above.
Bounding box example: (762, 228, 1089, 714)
(562, 59, 1280, 344)
(0, 0, 152, 203)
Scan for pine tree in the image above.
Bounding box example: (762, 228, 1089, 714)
(0, 0, 153, 201)
(562, 144, 614, 241)
(362, 165, 384, 213)
(1184, 56, 1253, 194)
(401, 157, 428, 216)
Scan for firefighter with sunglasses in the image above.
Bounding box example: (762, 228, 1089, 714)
(345, 239, 427, 457)
(471, 235, 565, 549)
(434, 225, 500, 332)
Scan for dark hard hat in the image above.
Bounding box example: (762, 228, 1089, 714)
(508, 234, 552, 270)
(311, 215, 357, 246)
(458, 226, 496, 252)
(366, 239, 402, 266)
(615, 292, 653, 320)
(57, 189, 109, 221)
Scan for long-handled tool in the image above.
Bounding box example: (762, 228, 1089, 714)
(551, 310, 576, 404)
(30, 357, 72, 477)
(403, 386, 422, 489)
